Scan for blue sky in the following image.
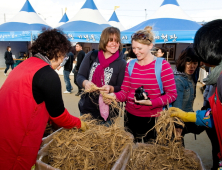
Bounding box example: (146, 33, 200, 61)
(0, 0, 222, 29)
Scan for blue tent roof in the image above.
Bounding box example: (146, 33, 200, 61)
(81, 0, 97, 10)
(108, 11, 119, 22)
(123, 0, 201, 43)
(58, 0, 110, 31)
(59, 13, 69, 23)
(125, 0, 201, 32)
(0, 0, 50, 32)
(20, 0, 36, 12)
(161, 0, 179, 6)
(126, 18, 201, 32)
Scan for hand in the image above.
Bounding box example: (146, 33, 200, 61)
(134, 93, 152, 105)
(100, 85, 114, 94)
(83, 80, 95, 91)
(169, 107, 196, 122)
(57, 66, 61, 70)
(80, 121, 89, 132)
(175, 128, 183, 138)
(103, 93, 116, 105)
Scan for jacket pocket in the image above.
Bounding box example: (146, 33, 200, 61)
(183, 88, 190, 101)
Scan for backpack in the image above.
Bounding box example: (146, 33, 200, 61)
(128, 57, 172, 108)
(89, 50, 98, 66)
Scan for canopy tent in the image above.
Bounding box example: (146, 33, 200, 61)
(58, 0, 110, 32)
(0, 0, 51, 41)
(57, 12, 69, 27)
(121, 0, 201, 44)
(108, 11, 125, 31)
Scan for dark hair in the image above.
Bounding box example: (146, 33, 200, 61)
(176, 47, 200, 73)
(7, 46, 11, 51)
(76, 43, 83, 48)
(29, 29, 71, 61)
(158, 47, 167, 58)
(194, 19, 222, 65)
(99, 27, 122, 52)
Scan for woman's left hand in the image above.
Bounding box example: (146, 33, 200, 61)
(134, 93, 152, 105)
(101, 85, 114, 94)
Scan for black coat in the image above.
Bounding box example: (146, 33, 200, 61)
(64, 52, 74, 72)
(4, 51, 14, 64)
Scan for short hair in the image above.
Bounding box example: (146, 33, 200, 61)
(158, 47, 167, 58)
(76, 43, 83, 48)
(7, 46, 11, 50)
(194, 19, 222, 65)
(131, 26, 154, 45)
(29, 28, 71, 61)
(99, 27, 122, 52)
(176, 47, 200, 73)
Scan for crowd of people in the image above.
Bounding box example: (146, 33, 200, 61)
(0, 19, 222, 170)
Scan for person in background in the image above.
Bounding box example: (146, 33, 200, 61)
(156, 47, 167, 58)
(4, 46, 14, 76)
(172, 47, 200, 112)
(123, 50, 129, 60)
(108, 26, 177, 142)
(23, 53, 28, 59)
(57, 51, 74, 94)
(172, 47, 205, 140)
(0, 29, 88, 170)
(170, 19, 222, 170)
(76, 27, 126, 123)
(74, 43, 85, 96)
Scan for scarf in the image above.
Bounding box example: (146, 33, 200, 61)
(34, 53, 51, 65)
(91, 50, 119, 87)
(204, 60, 222, 85)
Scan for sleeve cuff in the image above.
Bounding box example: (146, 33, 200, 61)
(49, 108, 81, 129)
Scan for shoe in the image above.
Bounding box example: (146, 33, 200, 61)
(75, 92, 82, 96)
(63, 91, 71, 94)
(4, 73, 6, 76)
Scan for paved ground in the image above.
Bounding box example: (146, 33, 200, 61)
(0, 67, 212, 169)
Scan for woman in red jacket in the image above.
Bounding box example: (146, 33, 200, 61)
(0, 29, 87, 170)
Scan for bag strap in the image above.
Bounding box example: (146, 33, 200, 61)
(155, 57, 164, 94)
(90, 50, 98, 66)
(128, 59, 137, 76)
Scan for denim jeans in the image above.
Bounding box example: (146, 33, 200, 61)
(63, 70, 72, 92)
(4, 63, 14, 73)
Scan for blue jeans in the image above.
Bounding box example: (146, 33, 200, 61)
(63, 70, 72, 92)
(4, 63, 14, 73)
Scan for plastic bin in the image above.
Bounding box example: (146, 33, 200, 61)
(126, 143, 205, 170)
(36, 128, 132, 170)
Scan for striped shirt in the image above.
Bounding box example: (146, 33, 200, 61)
(115, 59, 177, 117)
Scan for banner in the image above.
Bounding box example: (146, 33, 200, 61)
(0, 30, 197, 44)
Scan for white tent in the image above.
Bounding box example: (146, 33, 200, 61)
(108, 11, 125, 31)
(57, 12, 69, 27)
(58, 0, 110, 31)
(0, 0, 50, 31)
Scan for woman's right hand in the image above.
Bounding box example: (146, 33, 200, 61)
(83, 80, 95, 92)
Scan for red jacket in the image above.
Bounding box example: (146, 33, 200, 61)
(0, 57, 81, 170)
(209, 87, 222, 159)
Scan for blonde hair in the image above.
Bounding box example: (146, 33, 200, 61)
(131, 26, 154, 45)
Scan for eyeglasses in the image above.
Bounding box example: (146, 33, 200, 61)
(131, 33, 151, 42)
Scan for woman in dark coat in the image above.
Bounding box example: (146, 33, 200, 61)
(4, 46, 14, 76)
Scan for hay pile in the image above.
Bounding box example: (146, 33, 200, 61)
(47, 115, 134, 170)
(127, 110, 202, 170)
(83, 84, 120, 112)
